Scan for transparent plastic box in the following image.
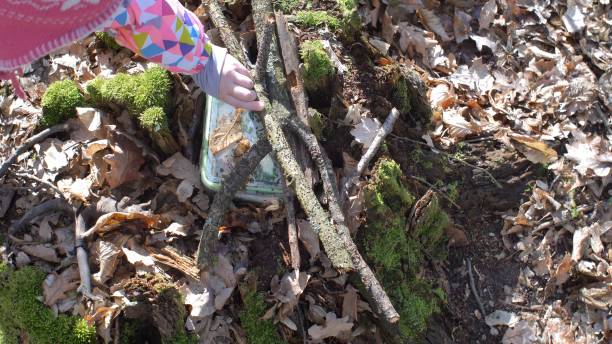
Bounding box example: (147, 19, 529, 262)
(199, 95, 283, 202)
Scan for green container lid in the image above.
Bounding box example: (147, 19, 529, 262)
(200, 95, 283, 202)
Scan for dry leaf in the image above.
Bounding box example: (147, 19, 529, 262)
(86, 212, 161, 236)
(21, 244, 59, 263)
(104, 132, 144, 189)
(210, 109, 243, 155)
(92, 233, 129, 284)
(181, 281, 215, 319)
(485, 310, 520, 327)
(565, 131, 612, 177)
(509, 134, 558, 164)
(479, 0, 497, 31)
(502, 320, 537, 344)
(418, 9, 451, 41)
(350, 117, 381, 149)
(308, 312, 353, 341)
(297, 220, 321, 262)
(572, 226, 590, 262)
(553, 254, 573, 286)
(342, 285, 358, 321)
(43, 265, 80, 306)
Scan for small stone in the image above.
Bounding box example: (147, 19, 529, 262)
(490, 327, 499, 336)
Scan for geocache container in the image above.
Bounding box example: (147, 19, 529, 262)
(200, 95, 283, 202)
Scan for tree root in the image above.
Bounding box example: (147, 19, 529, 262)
(0, 123, 71, 180)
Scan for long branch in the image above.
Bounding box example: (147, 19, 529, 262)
(284, 117, 400, 324)
(196, 139, 272, 267)
(202, 0, 352, 270)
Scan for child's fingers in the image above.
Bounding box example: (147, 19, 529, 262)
(231, 86, 257, 102)
(232, 62, 251, 77)
(225, 95, 265, 112)
(232, 72, 255, 89)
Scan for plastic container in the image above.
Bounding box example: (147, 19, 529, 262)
(199, 95, 283, 202)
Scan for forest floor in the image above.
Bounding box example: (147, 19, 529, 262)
(1, 0, 611, 343)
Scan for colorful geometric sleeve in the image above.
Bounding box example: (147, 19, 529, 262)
(107, 0, 212, 75)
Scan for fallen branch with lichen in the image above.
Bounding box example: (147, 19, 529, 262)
(196, 0, 404, 338)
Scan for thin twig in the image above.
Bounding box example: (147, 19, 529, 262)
(205, 0, 247, 65)
(9, 198, 72, 234)
(15, 172, 65, 200)
(341, 108, 400, 201)
(408, 175, 460, 209)
(284, 116, 401, 325)
(389, 134, 503, 189)
(466, 257, 487, 317)
(254, 14, 276, 84)
(0, 123, 71, 180)
(282, 177, 300, 270)
(74, 206, 93, 298)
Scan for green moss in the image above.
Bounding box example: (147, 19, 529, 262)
(361, 158, 449, 341)
(139, 106, 169, 132)
(132, 67, 172, 115)
(276, 0, 301, 12)
(239, 289, 282, 344)
(336, 0, 361, 38)
(391, 76, 412, 115)
(0, 263, 96, 344)
(307, 108, 326, 140)
(295, 11, 340, 29)
(95, 32, 121, 50)
(40, 79, 84, 128)
(300, 40, 334, 93)
(86, 66, 171, 116)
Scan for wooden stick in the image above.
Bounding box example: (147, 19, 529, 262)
(282, 177, 300, 270)
(74, 206, 93, 298)
(466, 257, 486, 317)
(201, 0, 352, 270)
(9, 198, 72, 234)
(196, 139, 272, 267)
(284, 117, 400, 324)
(15, 172, 66, 200)
(341, 108, 400, 201)
(0, 124, 71, 180)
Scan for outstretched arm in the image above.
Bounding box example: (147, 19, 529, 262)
(107, 0, 262, 111)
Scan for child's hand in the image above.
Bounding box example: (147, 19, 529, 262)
(218, 54, 264, 112)
(193, 46, 264, 112)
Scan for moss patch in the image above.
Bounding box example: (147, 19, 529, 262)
(300, 40, 334, 94)
(361, 158, 448, 341)
(295, 10, 340, 29)
(40, 79, 84, 128)
(0, 263, 96, 344)
(86, 66, 172, 116)
(238, 277, 283, 344)
(119, 275, 196, 344)
(95, 32, 121, 50)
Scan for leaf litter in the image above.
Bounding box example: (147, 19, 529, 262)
(0, 0, 611, 343)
